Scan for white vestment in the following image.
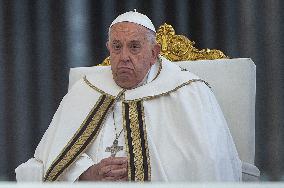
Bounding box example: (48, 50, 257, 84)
(15, 57, 242, 182)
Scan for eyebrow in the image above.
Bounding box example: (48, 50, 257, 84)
(129, 40, 141, 44)
(111, 40, 142, 45)
(112, 40, 121, 44)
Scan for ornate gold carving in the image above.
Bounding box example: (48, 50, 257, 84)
(99, 23, 228, 66)
(100, 56, 111, 66)
(156, 23, 228, 61)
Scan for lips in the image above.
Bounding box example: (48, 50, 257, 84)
(117, 66, 133, 70)
(117, 67, 133, 73)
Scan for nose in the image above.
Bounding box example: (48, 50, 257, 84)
(120, 47, 130, 63)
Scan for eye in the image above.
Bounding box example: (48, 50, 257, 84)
(129, 43, 141, 53)
(131, 44, 139, 49)
(112, 43, 122, 51)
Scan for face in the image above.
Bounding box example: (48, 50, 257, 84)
(107, 22, 160, 89)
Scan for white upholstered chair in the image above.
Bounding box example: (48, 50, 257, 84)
(174, 58, 259, 181)
(68, 23, 260, 181)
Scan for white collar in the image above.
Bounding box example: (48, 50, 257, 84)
(135, 59, 160, 88)
(85, 56, 200, 100)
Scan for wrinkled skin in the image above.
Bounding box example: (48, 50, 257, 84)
(107, 22, 161, 89)
(79, 157, 128, 181)
(79, 22, 160, 182)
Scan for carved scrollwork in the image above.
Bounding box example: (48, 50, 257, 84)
(156, 23, 228, 61)
(101, 56, 110, 66)
(99, 23, 228, 66)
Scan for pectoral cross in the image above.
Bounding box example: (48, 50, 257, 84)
(105, 139, 123, 157)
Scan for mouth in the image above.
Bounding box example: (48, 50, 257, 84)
(117, 67, 133, 73)
(115, 67, 134, 79)
(117, 66, 132, 70)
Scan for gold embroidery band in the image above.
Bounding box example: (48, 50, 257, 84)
(44, 94, 115, 181)
(123, 100, 151, 181)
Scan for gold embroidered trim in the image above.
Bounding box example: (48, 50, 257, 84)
(151, 57, 162, 82)
(44, 95, 114, 181)
(129, 102, 144, 181)
(123, 101, 151, 181)
(83, 65, 210, 104)
(83, 76, 115, 98)
(84, 75, 208, 103)
(140, 100, 151, 180)
(122, 102, 131, 179)
(125, 79, 209, 102)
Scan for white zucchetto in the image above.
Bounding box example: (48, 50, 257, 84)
(110, 10, 156, 33)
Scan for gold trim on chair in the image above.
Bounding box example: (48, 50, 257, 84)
(99, 23, 228, 66)
(156, 23, 228, 61)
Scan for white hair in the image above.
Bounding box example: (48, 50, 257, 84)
(145, 29, 157, 44)
(107, 24, 157, 45)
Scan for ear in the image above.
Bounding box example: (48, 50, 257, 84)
(106, 42, 110, 52)
(151, 43, 161, 65)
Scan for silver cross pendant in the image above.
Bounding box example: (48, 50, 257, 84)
(105, 139, 123, 157)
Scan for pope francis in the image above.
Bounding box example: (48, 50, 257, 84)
(15, 11, 242, 182)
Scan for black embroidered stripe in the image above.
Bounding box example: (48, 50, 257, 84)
(124, 102, 136, 180)
(44, 95, 114, 181)
(52, 97, 114, 181)
(136, 101, 149, 181)
(123, 101, 151, 181)
(44, 95, 106, 180)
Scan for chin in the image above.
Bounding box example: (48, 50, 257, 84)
(117, 81, 136, 89)
(119, 85, 133, 89)
(114, 74, 140, 89)
(116, 79, 138, 89)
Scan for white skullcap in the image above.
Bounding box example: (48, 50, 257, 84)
(110, 10, 156, 33)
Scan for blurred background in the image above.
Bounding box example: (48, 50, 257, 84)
(0, 0, 283, 181)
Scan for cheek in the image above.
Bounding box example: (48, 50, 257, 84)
(110, 55, 120, 70)
(135, 53, 152, 69)
(133, 57, 152, 77)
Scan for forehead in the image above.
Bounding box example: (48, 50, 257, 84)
(109, 22, 147, 40)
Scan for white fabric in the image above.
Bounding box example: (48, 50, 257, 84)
(15, 158, 43, 182)
(67, 57, 259, 181)
(173, 58, 258, 181)
(16, 58, 242, 181)
(174, 58, 256, 164)
(110, 10, 156, 32)
(242, 162, 260, 181)
(68, 58, 256, 164)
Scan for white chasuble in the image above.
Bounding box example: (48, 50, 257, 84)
(15, 57, 242, 182)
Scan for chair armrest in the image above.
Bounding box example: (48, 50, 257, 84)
(15, 158, 44, 182)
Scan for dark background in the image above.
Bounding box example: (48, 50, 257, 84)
(0, 0, 283, 181)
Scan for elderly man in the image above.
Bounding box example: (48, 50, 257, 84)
(15, 11, 242, 182)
